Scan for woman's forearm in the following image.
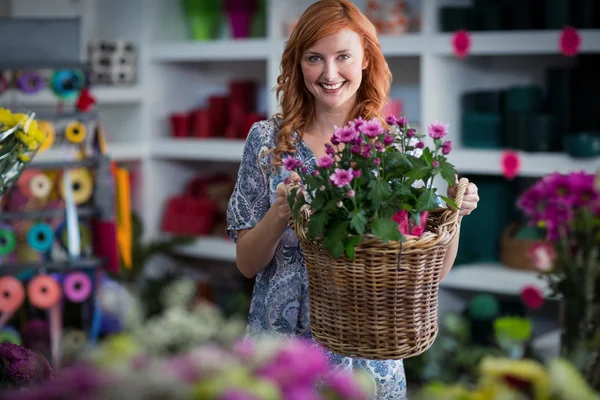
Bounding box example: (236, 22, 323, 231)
(440, 221, 461, 281)
(235, 205, 288, 279)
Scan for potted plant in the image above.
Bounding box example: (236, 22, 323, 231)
(286, 115, 465, 360)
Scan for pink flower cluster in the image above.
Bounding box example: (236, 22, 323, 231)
(518, 171, 600, 241)
(253, 338, 369, 400)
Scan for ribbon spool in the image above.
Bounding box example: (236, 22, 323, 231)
(62, 329, 87, 356)
(65, 121, 87, 144)
(60, 168, 93, 205)
(0, 225, 17, 256)
(30, 172, 53, 200)
(50, 69, 85, 101)
(27, 275, 61, 309)
(17, 169, 39, 198)
(0, 276, 25, 313)
(63, 272, 92, 303)
(23, 319, 50, 351)
(59, 222, 91, 251)
(0, 327, 22, 345)
(16, 71, 45, 94)
(37, 121, 55, 153)
(27, 223, 55, 253)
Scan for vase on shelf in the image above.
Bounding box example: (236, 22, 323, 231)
(224, 0, 257, 39)
(182, 0, 222, 41)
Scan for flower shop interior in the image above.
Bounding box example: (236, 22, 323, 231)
(0, 0, 599, 398)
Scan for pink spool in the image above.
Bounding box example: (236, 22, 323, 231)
(27, 275, 61, 309)
(63, 272, 92, 303)
(0, 276, 25, 313)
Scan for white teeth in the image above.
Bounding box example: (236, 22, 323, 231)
(321, 82, 344, 90)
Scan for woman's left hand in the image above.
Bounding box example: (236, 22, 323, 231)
(447, 176, 479, 217)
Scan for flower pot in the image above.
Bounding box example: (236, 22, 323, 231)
(187, 13, 221, 41)
(227, 11, 254, 39)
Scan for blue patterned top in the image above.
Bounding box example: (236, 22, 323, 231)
(226, 118, 407, 399)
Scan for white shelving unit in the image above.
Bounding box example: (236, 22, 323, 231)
(6, 0, 600, 295)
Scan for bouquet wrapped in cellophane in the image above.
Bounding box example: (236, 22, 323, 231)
(0, 108, 47, 196)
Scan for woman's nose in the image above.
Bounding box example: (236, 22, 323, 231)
(321, 61, 339, 81)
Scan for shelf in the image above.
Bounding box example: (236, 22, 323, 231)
(440, 262, 552, 297)
(172, 236, 236, 262)
(379, 34, 424, 56)
(452, 148, 600, 177)
(151, 38, 277, 62)
(0, 257, 104, 275)
(151, 138, 246, 162)
(431, 30, 600, 56)
(0, 86, 143, 106)
(33, 143, 146, 164)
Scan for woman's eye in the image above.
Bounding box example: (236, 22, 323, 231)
(308, 56, 321, 62)
(339, 54, 350, 60)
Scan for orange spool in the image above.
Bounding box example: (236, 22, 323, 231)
(0, 276, 25, 313)
(27, 275, 61, 309)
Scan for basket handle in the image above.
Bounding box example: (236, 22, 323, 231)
(285, 181, 310, 241)
(447, 177, 469, 226)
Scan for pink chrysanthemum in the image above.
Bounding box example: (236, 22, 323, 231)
(427, 121, 449, 139)
(362, 119, 383, 138)
(330, 168, 354, 188)
(442, 140, 452, 155)
(333, 126, 359, 143)
(316, 154, 334, 169)
(283, 156, 301, 171)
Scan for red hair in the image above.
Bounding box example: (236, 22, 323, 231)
(268, 0, 392, 172)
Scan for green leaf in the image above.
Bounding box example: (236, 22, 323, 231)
(439, 159, 458, 187)
(324, 199, 339, 211)
(410, 212, 421, 225)
(372, 217, 404, 242)
(349, 209, 368, 235)
(303, 173, 322, 189)
(311, 194, 326, 210)
(368, 180, 391, 208)
(417, 190, 439, 212)
(308, 211, 329, 238)
(421, 147, 434, 165)
(440, 195, 459, 210)
(383, 152, 413, 171)
(344, 235, 361, 260)
(406, 167, 431, 182)
(322, 222, 348, 258)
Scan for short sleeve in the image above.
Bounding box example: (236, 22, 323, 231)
(226, 123, 271, 242)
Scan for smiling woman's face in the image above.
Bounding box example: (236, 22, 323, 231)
(301, 28, 368, 113)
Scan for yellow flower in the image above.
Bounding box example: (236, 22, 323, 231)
(479, 357, 550, 400)
(0, 108, 14, 127)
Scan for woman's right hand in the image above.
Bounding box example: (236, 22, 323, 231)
(275, 172, 301, 224)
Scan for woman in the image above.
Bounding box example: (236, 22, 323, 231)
(226, 0, 480, 398)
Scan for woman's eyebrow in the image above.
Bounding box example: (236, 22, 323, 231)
(304, 49, 353, 55)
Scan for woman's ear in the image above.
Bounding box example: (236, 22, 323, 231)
(362, 57, 369, 71)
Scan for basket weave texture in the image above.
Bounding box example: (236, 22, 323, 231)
(292, 178, 468, 360)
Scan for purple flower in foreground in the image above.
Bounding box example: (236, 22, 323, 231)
(330, 168, 354, 188)
(0, 343, 53, 389)
(350, 116, 365, 130)
(428, 121, 449, 139)
(385, 115, 397, 125)
(432, 160, 439, 168)
(416, 141, 425, 149)
(406, 128, 416, 138)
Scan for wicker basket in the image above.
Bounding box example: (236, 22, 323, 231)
(500, 222, 538, 271)
(292, 178, 468, 360)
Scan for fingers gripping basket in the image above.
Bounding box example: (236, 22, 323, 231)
(292, 178, 468, 360)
